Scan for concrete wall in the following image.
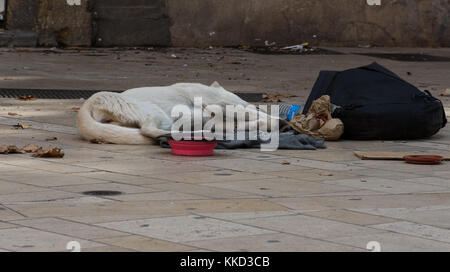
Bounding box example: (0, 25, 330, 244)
(3, 0, 450, 47)
(167, 0, 450, 47)
(37, 0, 92, 46)
(5, 0, 91, 46)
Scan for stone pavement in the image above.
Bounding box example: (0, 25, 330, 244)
(0, 47, 449, 252)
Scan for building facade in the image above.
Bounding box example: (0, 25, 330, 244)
(1, 0, 449, 47)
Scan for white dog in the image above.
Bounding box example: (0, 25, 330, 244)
(77, 82, 274, 144)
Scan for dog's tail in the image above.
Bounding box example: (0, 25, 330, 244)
(77, 92, 155, 145)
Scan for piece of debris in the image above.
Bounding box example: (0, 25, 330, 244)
(354, 151, 450, 161)
(0, 145, 24, 154)
(261, 93, 298, 103)
(290, 95, 344, 141)
(8, 112, 19, 116)
(45, 137, 58, 142)
(264, 40, 277, 47)
(281, 42, 309, 52)
(18, 95, 38, 101)
(21, 144, 41, 153)
(12, 123, 31, 129)
(319, 172, 333, 177)
(70, 107, 80, 112)
(89, 139, 111, 144)
(440, 88, 450, 97)
(32, 147, 65, 158)
(281, 160, 291, 165)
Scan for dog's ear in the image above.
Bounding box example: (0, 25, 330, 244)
(211, 81, 222, 88)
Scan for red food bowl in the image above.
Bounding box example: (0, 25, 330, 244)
(404, 155, 443, 165)
(168, 138, 217, 156)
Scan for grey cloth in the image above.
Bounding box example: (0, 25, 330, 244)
(159, 130, 326, 150)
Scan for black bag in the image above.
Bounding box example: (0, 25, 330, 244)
(304, 62, 447, 140)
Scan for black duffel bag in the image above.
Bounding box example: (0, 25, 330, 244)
(303, 62, 447, 140)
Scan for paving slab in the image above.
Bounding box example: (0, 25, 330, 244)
(11, 217, 129, 240)
(98, 215, 276, 243)
(271, 193, 450, 211)
(194, 158, 303, 172)
(302, 209, 398, 226)
(0, 227, 102, 252)
(150, 169, 273, 184)
(187, 233, 362, 252)
(0, 170, 111, 187)
(95, 235, 199, 252)
(371, 221, 450, 243)
(74, 171, 167, 186)
(268, 158, 366, 172)
(0, 221, 17, 229)
(8, 199, 288, 219)
(322, 177, 449, 194)
(0, 190, 83, 205)
(330, 232, 450, 252)
(352, 206, 450, 229)
(146, 182, 259, 199)
(403, 177, 450, 188)
(236, 214, 385, 240)
(204, 178, 360, 197)
(263, 169, 358, 182)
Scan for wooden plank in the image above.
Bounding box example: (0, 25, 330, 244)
(354, 151, 450, 161)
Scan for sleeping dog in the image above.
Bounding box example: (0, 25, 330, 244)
(77, 82, 277, 144)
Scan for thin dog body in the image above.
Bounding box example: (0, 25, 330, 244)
(77, 82, 274, 144)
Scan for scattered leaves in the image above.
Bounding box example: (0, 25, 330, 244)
(0, 145, 24, 154)
(21, 144, 41, 153)
(32, 147, 65, 158)
(18, 95, 38, 101)
(1, 144, 64, 158)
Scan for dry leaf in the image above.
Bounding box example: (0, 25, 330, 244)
(261, 93, 298, 102)
(18, 95, 38, 101)
(21, 144, 41, 153)
(440, 88, 450, 97)
(281, 160, 291, 165)
(32, 147, 65, 158)
(0, 145, 24, 154)
(0, 145, 9, 154)
(71, 107, 80, 112)
(8, 112, 19, 116)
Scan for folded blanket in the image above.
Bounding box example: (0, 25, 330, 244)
(159, 130, 326, 150)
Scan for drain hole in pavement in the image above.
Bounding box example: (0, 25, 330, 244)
(82, 190, 122, 196)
